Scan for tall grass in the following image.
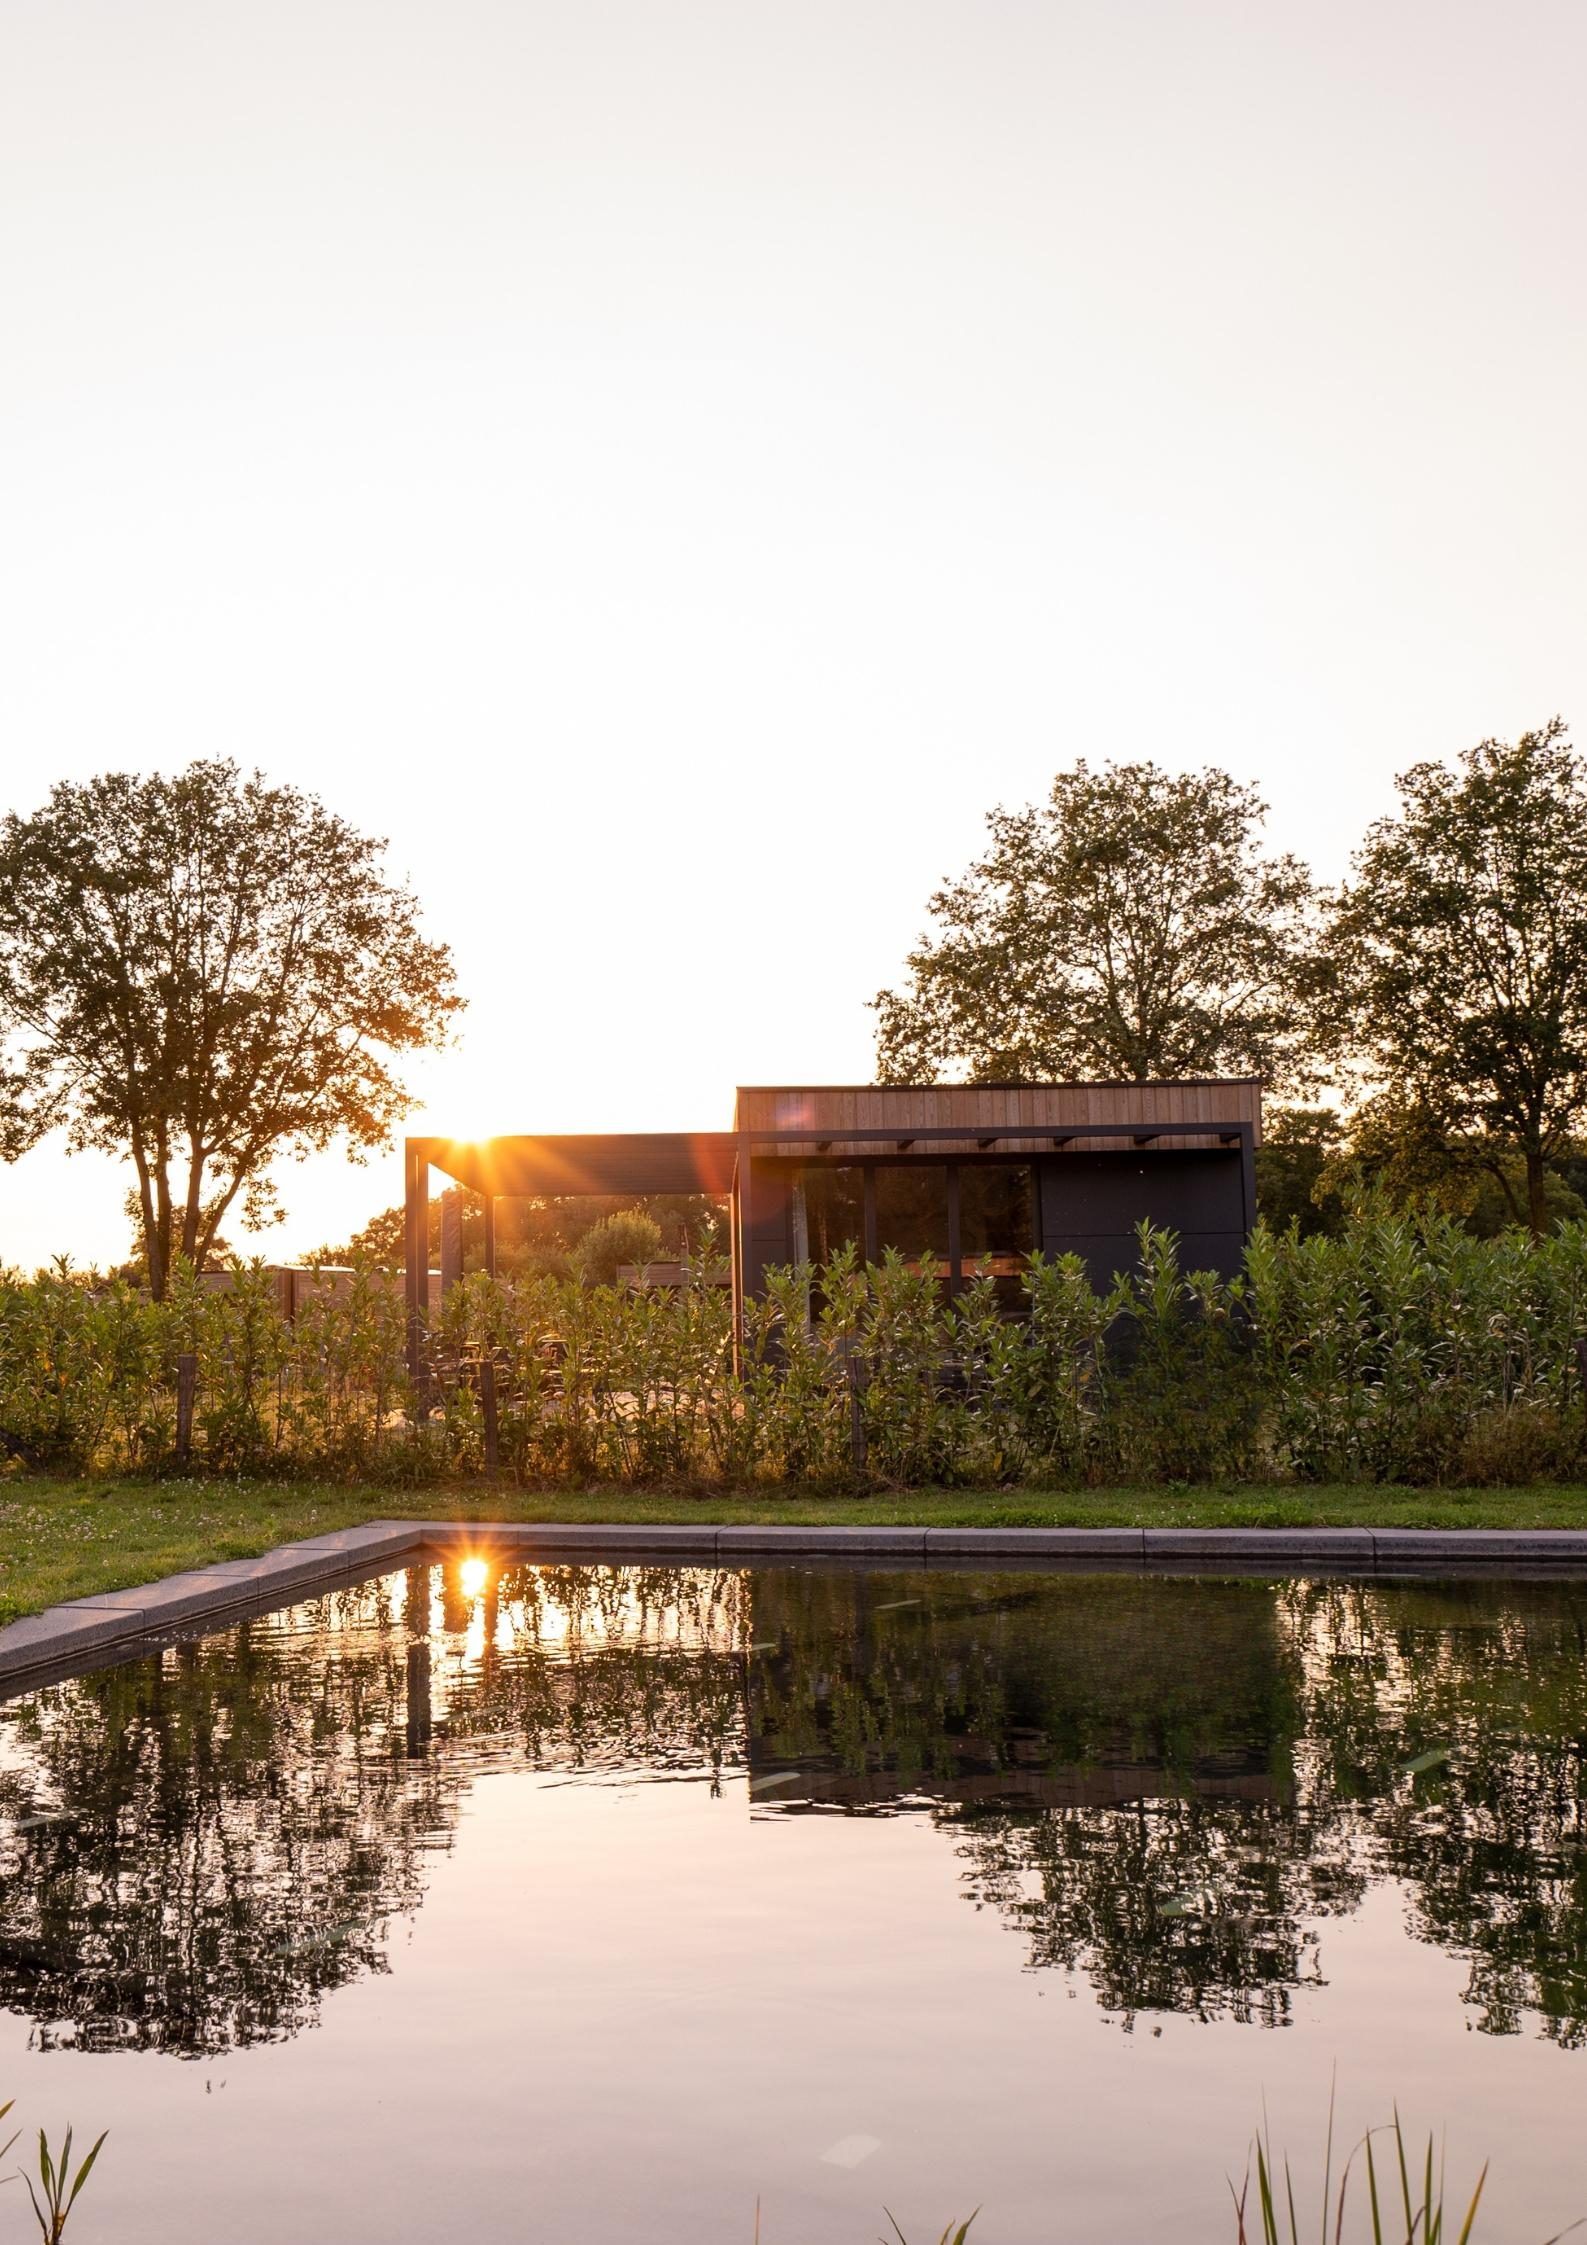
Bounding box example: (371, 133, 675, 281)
(5, 1205, 1587, 1487)
(1232, 2096, 1580, 2245)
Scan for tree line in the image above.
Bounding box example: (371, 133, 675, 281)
(0, 724, 1581, 1298)
(873, 719, 1587, 1238)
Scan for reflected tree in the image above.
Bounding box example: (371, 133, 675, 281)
(0, 1565, 747, 2056)
(748, 1570, 1587, 2041)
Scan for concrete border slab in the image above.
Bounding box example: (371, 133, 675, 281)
(0, 1522, 427, 1694)
(926, 1527, 1147, 1561)
(1370, 1528, 1587, 1566)
(0, 1603, 148, 1675)
(1143, 1529, 1379, 1567)
(418, 1522, 725, 1556)
(717, 1526, 929, 1558)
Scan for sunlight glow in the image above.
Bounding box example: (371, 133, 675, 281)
(459, 1557, 490, 1602)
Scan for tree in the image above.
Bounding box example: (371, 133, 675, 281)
(872, 761, 1317, 1085)
(1328, 720, 1587, 1236)
(1306, 1092, 1587, 1238)
(0, 761, 462, 1295)
(1253, 1106, 1346, 1237)
(572, 1208, 664, 1286)
(312, 1193, 482, 1271)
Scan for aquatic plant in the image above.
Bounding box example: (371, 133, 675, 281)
(1232, 2095, 1581, 2244)
(0, 2102, 104, 2242)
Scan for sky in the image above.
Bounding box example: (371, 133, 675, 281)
(1, 0, 1584, 1270)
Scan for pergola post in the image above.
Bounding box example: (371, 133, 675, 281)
(403, 1138, 430, 1386)
(483, 1194, 498, 1280)
(440, 1189, 464, 1297)
(730, 1146, 745, 1375)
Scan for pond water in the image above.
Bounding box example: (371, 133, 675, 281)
(3, 1560, 1587, 2243)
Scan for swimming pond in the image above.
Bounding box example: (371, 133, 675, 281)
(2, 1559, 1585, 2241)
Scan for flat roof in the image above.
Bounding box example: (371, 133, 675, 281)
(735, 1077, 1263, 1091)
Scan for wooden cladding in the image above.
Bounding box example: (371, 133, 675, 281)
(732, 1081, 1261, 1158)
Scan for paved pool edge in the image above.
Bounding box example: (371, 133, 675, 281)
(7, 1520, 1587, 1695)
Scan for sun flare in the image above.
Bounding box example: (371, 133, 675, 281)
(459, 1557, 490, 1601)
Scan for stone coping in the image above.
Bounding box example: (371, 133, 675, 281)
(4, 1519, 1587, 1698)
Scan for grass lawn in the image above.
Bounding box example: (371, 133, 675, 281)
(6, 1474, 1587, 1622)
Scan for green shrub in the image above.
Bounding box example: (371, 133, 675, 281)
(571, 1210, 665, 1288)
(5, 1206, 1587, 1488)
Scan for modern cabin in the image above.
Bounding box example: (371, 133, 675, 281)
(402, 1080, 1261, 1369)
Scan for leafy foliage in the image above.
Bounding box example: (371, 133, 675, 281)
(871, 760, 1318, 1086)
(5, 1202, 1587, 1486)
(1328, 720, 1587, 1235)
(0, 762, 461, 1296)
(310, 1191, 727, 1282)
(571, 1209, 665, 1286)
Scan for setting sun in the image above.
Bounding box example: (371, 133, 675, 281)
(459, 1558, 490, 1602)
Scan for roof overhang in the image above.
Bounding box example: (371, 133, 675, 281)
(414, 1133, 737, 1199)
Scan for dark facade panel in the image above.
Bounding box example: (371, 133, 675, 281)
(744, 1160, 795, 1284)
(1038, 1151, 1246, 1238)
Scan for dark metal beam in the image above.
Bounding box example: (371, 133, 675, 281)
(735, 1122, 1252, 1150)
(403, 1139, 430, 1389)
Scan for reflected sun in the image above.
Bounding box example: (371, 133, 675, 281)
(459, 1557, 490, 1601)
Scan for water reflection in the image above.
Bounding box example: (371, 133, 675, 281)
(2, 1563, 1587, 2057)
(0, 1563, 745, 2055)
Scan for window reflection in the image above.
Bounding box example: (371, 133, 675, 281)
(959, 1164, 1034, 1269)
(875, 1165, 949, 1263)
(797, 1166, 864, 1266)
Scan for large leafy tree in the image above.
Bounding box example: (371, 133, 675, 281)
(872, 760, 1317, 1085)
(0, 761, 462, 1294)
(1328, 719, 1587, 1236)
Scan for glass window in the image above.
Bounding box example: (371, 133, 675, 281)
(798, 1166, 865, 1267)
(959, 1164, 1034, 1268)
(875, 1166, 949, 1262)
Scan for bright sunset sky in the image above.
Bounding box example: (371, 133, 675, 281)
(2, 0, 1584, 1270)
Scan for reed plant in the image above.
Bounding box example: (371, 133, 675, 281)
(0, 2101, 105, 2243)
(1232, 2095, 1581, 2245)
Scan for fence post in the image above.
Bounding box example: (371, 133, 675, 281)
(175, 1346, 199, 1472)
(481, 1356, 500, 1476)
(175, 1346, 198, 1472)
(838, 1336, 867, 1472)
